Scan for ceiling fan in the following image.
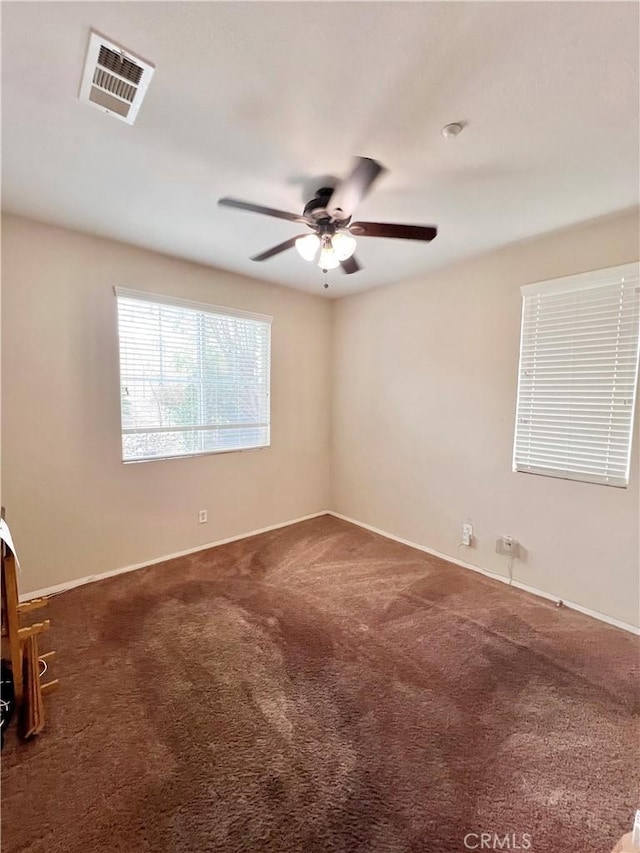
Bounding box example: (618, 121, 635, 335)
(218, 157, 438, 275)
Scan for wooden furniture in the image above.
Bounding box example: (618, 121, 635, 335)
(1, 517, 58, 738)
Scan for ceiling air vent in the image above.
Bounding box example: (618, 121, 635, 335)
(79, 31, 154, 125)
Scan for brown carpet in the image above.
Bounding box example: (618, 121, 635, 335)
(2, 515, 638, 853)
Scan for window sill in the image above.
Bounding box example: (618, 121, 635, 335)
(122, 444, 270, 464)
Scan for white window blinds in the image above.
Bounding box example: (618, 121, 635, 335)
(513, 263, 640, 487)
(116, 289, 271, 462)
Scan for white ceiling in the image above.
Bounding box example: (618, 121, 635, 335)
(2, 2, 638, 298)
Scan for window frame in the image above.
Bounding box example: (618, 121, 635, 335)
(115, 287, 272, 464)
(512, 262, 640, 488)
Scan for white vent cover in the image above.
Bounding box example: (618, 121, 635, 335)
(79, 31, 154, 125)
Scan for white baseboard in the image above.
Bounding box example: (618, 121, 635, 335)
(19, 511, 329, 602)
(328, 511, 640, 636)
(20, 507, 640, 636)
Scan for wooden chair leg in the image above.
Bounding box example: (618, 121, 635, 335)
(3, 552, 24, 707)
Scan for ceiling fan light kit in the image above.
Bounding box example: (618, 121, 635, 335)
(294, 231, 357, 269)
(218, 156, 438, 280)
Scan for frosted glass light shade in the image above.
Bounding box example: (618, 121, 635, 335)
(295, 234, 320, 262)
(332, 231, 357, 261)
(318, 246, 340, 269)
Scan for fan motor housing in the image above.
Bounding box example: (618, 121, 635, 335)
(303, 187, 349, 228)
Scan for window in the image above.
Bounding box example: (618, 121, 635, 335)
(116, 289, 271, 462)
(513, 263, 640, 487)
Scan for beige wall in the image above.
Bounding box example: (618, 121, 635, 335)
(3, 210, 639, 628)
(1, 214, 332, 593)
(332, 209, 640, 628)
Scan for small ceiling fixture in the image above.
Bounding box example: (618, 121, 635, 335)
(218, 157, 438, 277)
(441, 122, 465, 139)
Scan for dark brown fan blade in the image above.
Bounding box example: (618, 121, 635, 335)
(251, 236, 307, 262)
(350, 221, 438, 241)
(340, 255, 361, 275)
(219, 197, 311, 225)
(327, 157, 386, 221)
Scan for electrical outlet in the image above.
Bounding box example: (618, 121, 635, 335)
(496, 535, 519, 558)
(461, 521, 473, 546)
(198, 509, 208, 524)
